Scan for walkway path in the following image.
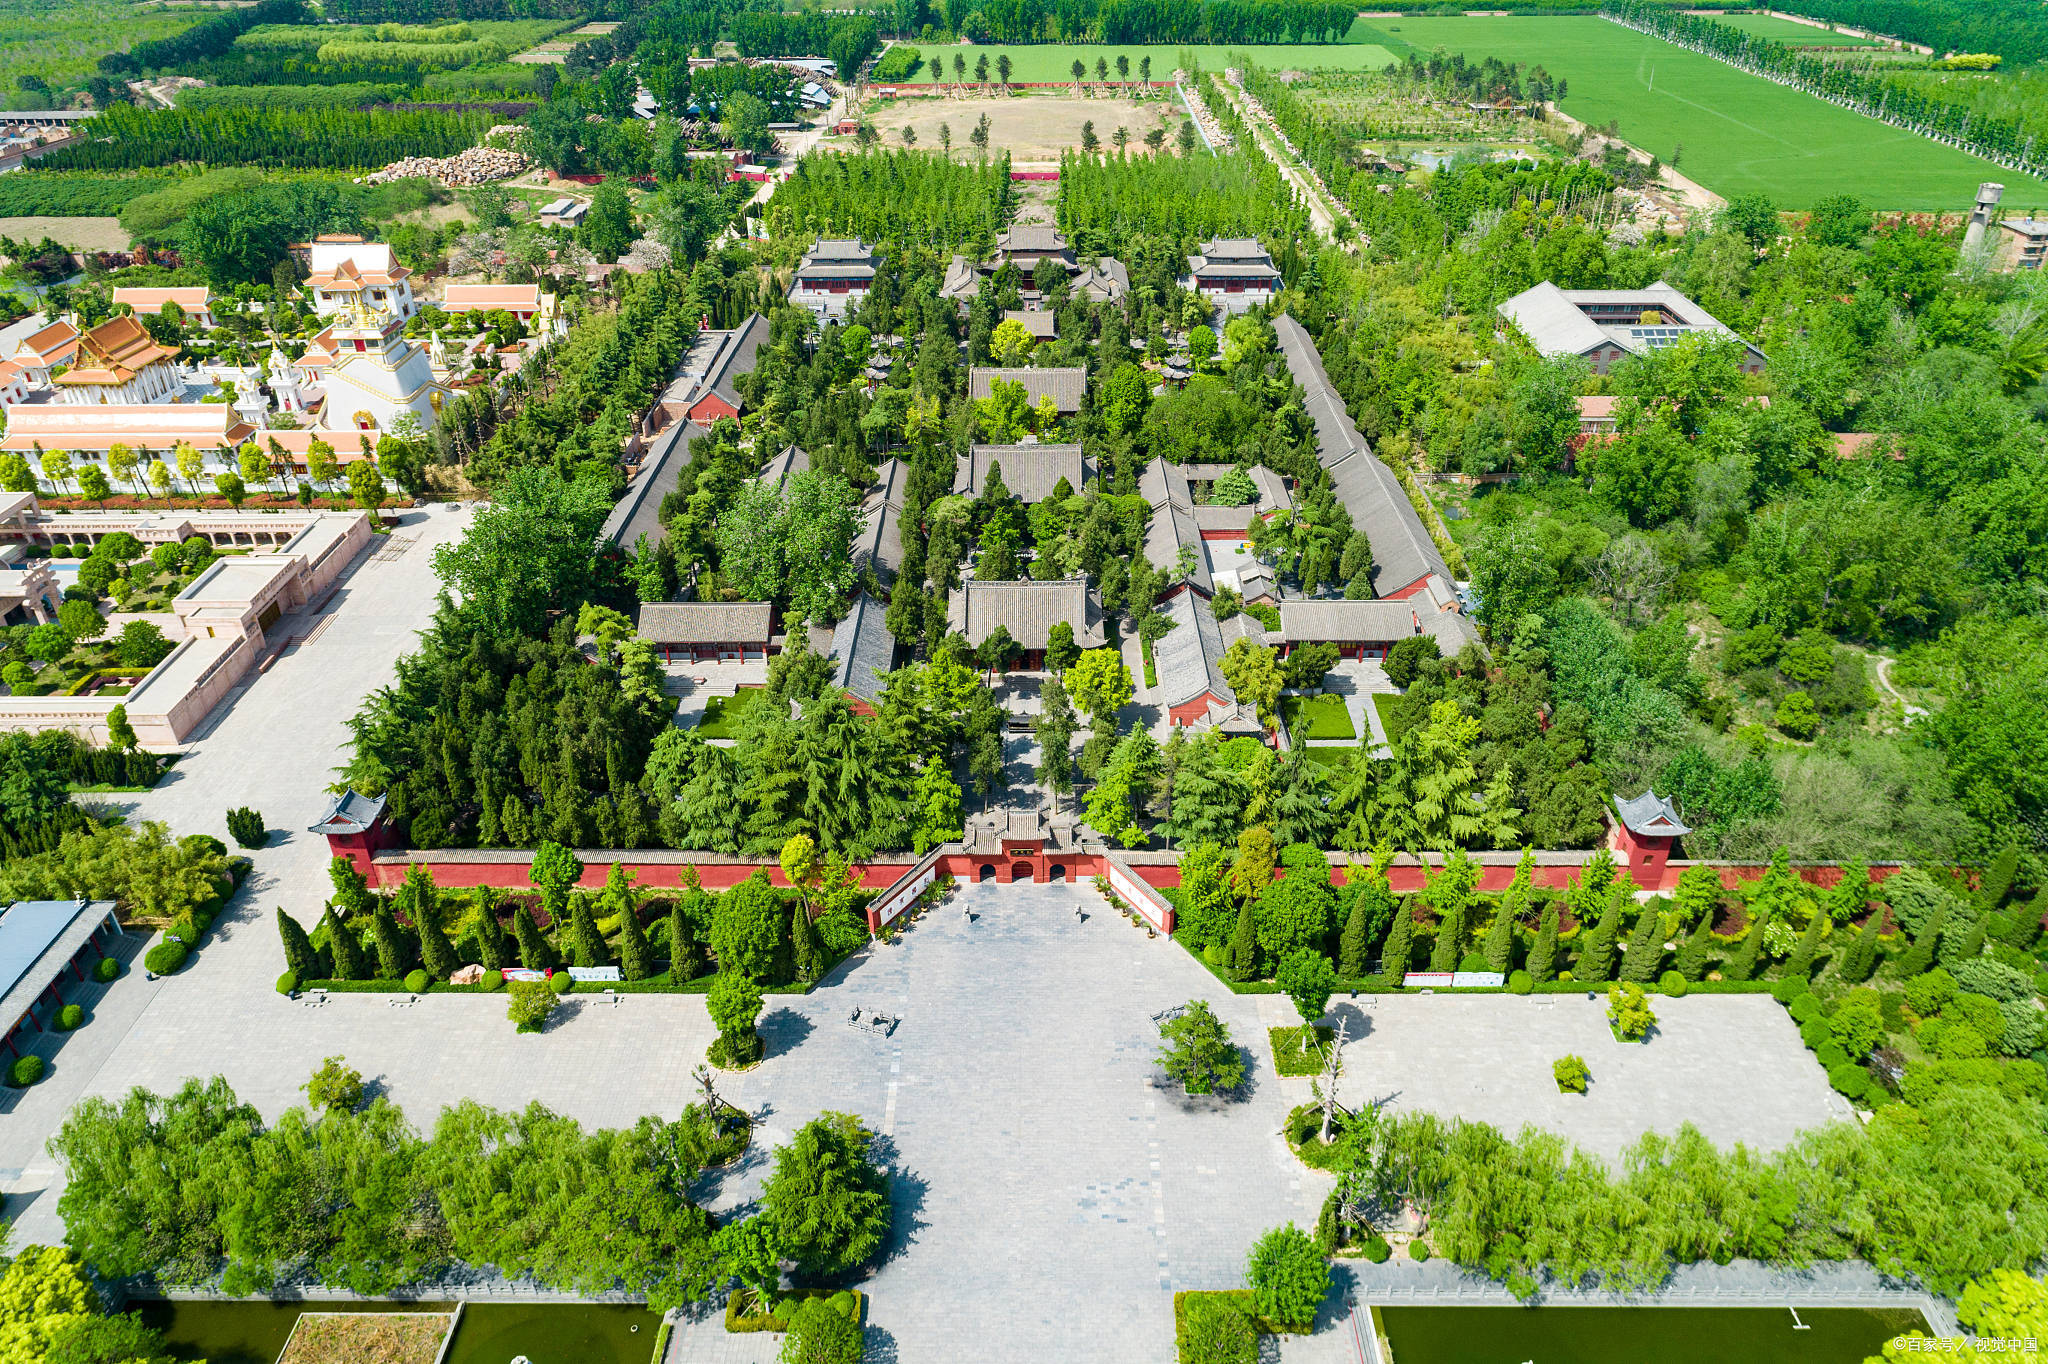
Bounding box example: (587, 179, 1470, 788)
(1215, 71, 1345, 243)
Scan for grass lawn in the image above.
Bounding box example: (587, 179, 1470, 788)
(1357, 16, 2032, 208)
(1708, 13, 1884, 46)
(1373, 691, 1421, 745)
(695, 687, 767, 739)
(1269, 1024, 1335, 1076)
(1279, 691, 1356, 740)
(905, 41, 1396, 83)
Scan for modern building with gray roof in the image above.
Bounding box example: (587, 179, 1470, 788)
(2, 899, 121, 1057)
(968, 366, 1087, 413)
(946, 577, 1104, 663)
(956, 444, 1089, 502)
(1496, 281, 1764, 375)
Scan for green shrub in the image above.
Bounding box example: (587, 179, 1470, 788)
(9, 1055, 45, 1087)
(225, 806, 267, 848)
(483, 969, 504, 990)
(1904, 967, 1956, 1018)
(1658, 969, 1688, 997)
(1409, 1240, 1431, 1262)
(276, 971, 298, 996)
(1815, 1040, 1848, 1070)
(1771, 976, 1810, 1004)
(1361, 1235, 1391, 1263)
(1246, 1224, 1328, 1332)
(1507, 969, 1533, 995)
(144, 939, 188, 975)
(168, 916, 202, 948)
(1552, 1054, 1590, 1093)
(1787, 992, 1823, 1022)
(55, 1003, 84, 1030)
(403, 968, 429, 993)
(550, 971, 574, 994)
(93, 956, 120, 983)
(1175, 1292, 1258, 1364)
(1458, 952, 1489, 973)
(780, 1297, 862, 1364)
(1798, 1016, 1830, 1049)
(1828, 1063, 1871, 1099)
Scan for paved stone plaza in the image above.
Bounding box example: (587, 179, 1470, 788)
(0, 497, 1846, 1362)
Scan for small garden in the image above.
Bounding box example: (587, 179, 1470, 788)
(694, 686, 768, 740)
(1277, 692, 1354, 741)
(1174, 1224, 1331, 1364)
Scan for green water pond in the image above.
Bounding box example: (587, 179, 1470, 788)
(1379, 1304, 1929, 1364)
(134, 1299, 660, 1364)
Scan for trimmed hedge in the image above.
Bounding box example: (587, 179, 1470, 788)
(549, 972, 574, 994)
(724, 1288, 864, 1334)
(1409, 1240, 1431, 1261)
(1658, 970, 1688, 997)
(1507, 969, 1533, 995)
(1361, 1235, 1391, 1263)
(93, 956, 121, 983)
(56, 1003, 84, 1030)
(10, 1055, 46, 1086)
(403, 969, 429, 993)
(277, 971, 298, 995)
(143, 939, 188, 975)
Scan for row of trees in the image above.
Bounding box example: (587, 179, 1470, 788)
(38, 103, 495, 173)
(765, 151, 1017, 255)
(47, 1074, 892, 1307)
(1607, 0, 2048, 173)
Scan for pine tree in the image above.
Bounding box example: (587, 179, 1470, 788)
(565, 893, 610, 968)
(1429, 894, 1465, 973)
(1481, 903, 1515, 975)
(1940, 913, 1988, 971)
(1838, 905, 1883, 983)
(792, 897, 825, 983)
(1976, 845, 2020, 910)
(1337, 897, 1370, 978)
(512, 900, 560, 970)
(1528, 901, 1560, 983)
(1229, 900, 1259, 981)
(370, 897, 409, 980)
(398, 864, 457, 982)
(277, 907, 318, 980)
(1672, 914, 1714, 981)
(320, 906, 366, 981)
(1998, 896, 2042, 951)
(1380, 903, 1415, 983)
(1783, 911, 1827, 979)
(1722, 920, 1765, 982)
(668, 901, 702, 982)
(329, 855, 374, 916)
(1619, 901, 1665, 983)
(1892, 900, 1947, 979)
(1574, 888, 1625, 983)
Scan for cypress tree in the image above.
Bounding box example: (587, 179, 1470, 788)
(1672, 913, 1714, 982)
(1228, 900, 1259, 982)
(401, 866, 457, 982)
(1481, 905, 1515, 975)
(617, 899, 653, 981)
(1976, 846, 2020, 910)
(512, 900, 560, 970)
(1723, 920, 1765, 982)
(1782, 911, 1827, 980)
(668, 901, 702, 982)
(277, 907, 318, 981)
(1337, 897, 1370, 978)
(1892, 900, 1946, 979)
(1998, 896, 2043, 951)
(1940, 913, 1988, 971)
(1838, 905, 1883, 984)
(1574, 889, 1624, 983)
(369, 898, 409, 980)
(1379, 903, 1415, 983)
(1619, 901, 1665, 983)
(566, 893, 609, 968)
(472, 888, 511, 971)
(1428, 899, 1465, 973)
(791, 898, 825, 983)
(320, 906, 365, 981)
(1528, 901, 1560, 983)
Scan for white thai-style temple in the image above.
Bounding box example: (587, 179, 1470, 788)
(54, 315, 184, 406)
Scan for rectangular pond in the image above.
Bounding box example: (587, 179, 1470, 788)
(1379, 1304, 1928, 1364)
(136, 1299, 662, 1364)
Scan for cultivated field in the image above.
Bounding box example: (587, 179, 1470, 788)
(845, 93, 1186, 160)
(1711, 12, 1885, 46)
(904, 41, 1396, 83)
(1361, 16, 2031, 208)
(0, 215, 130, 250)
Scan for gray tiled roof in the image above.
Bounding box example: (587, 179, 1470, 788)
(637, 601, 774, 644)
(759, 444, 810, 488)
(996, 225, 1069, 254)
(852, 457, 909, 581)
(825, 589, 896, 703)
(1002, 309, 1057, 339)
(1153, 588, 1235, 710)
(1616, 788, 1692, 837)
(1277, 599, 1423, 644)
(707, 312, 770, 412)
(601, 419, 702, 548)
(1495, 281, 1760, 365)
(1274, 314, 1456, 600)
(310, 789, 386, 835)
(1076, 257, 1129, 301)
(945, 577, 1104, 650)
(968, 366, 1086, 412)
(1138, 459, 1214, 596)
(940, 254, 980, 300)
(957, 444, 1088, 502)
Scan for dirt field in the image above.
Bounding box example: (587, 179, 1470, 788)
(0, 216, 129, 251)
(843, 93, 1186, 160)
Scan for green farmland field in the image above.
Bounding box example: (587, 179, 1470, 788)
(1708, 13, 1884, 46)
(905, 41, 1397, 83)
(1360, 16, 2029, 208)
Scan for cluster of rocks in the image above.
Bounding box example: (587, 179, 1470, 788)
(364, 143, 530, 187)
(1176, 74, 1233, 151)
